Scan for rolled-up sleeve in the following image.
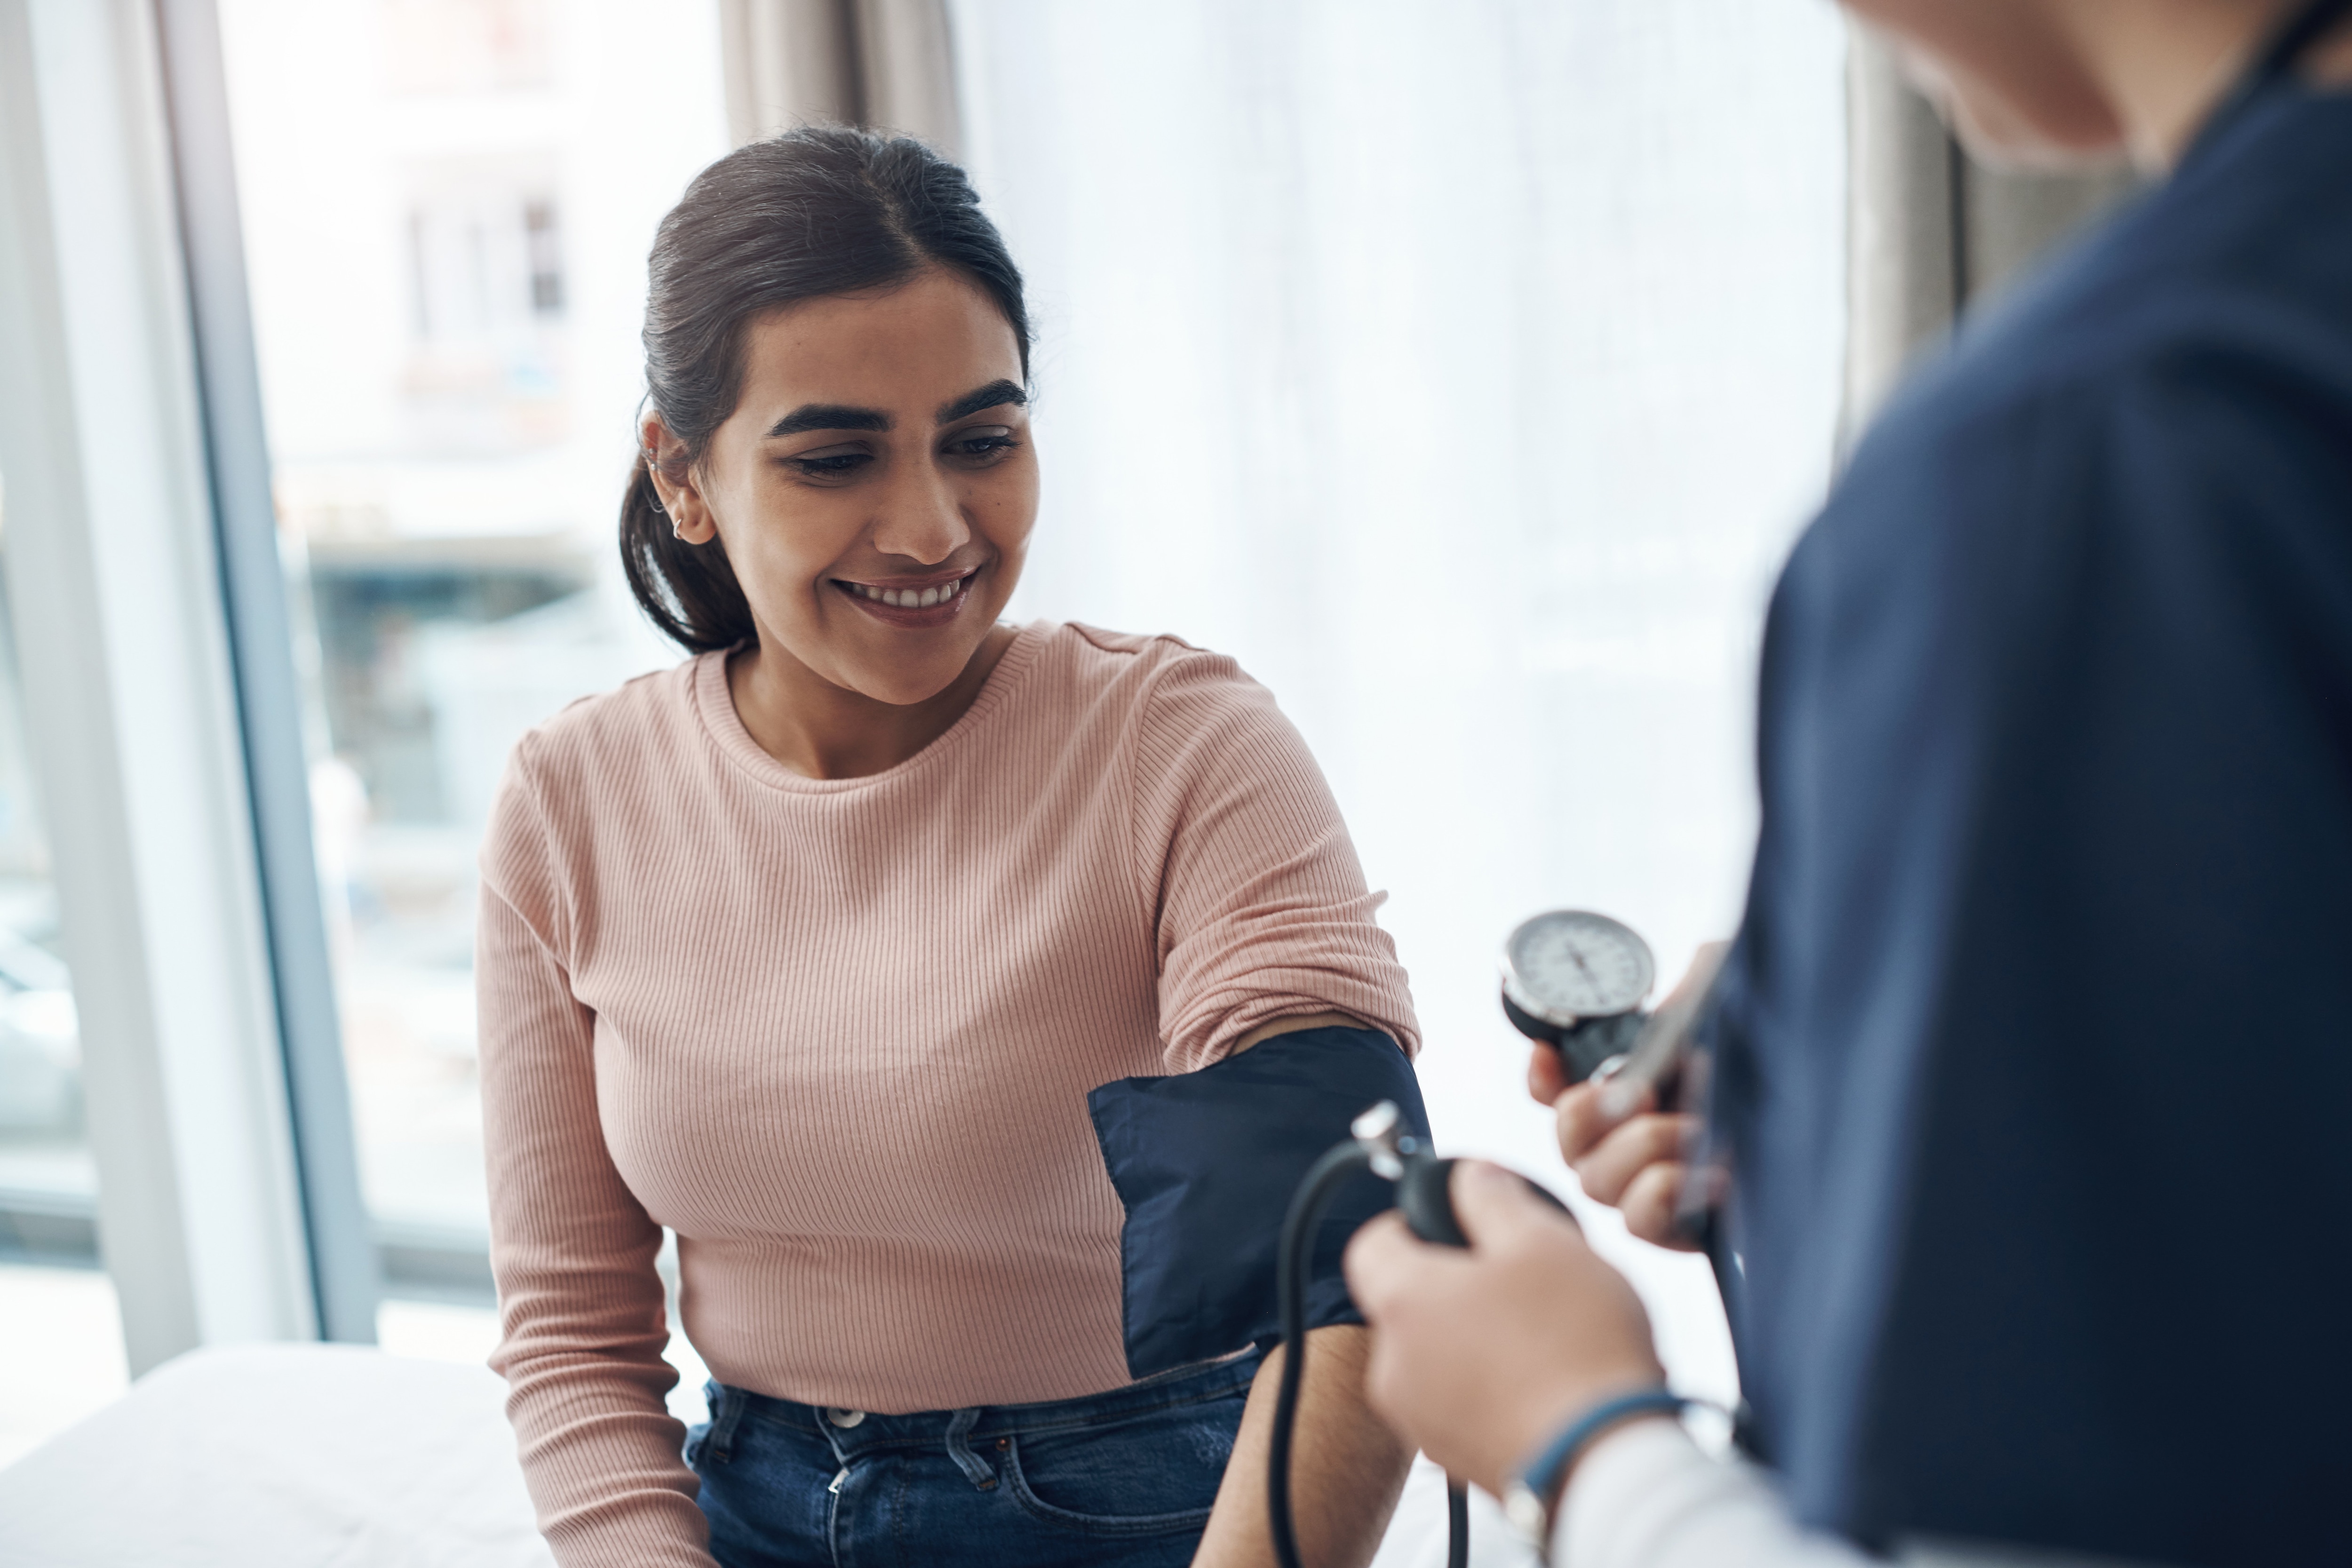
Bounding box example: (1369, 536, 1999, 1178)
(1126, 646, 1420, 1072)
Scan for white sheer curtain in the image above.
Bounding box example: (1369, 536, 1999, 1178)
(949, 0, 1847, 1405)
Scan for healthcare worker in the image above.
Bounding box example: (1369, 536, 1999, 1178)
(1346, 2, 2352, 1566)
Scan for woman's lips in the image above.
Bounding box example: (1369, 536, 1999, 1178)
(833, 568, 977, 629)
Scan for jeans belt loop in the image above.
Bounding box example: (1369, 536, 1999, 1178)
(943, 1406, 998, 1490)
(705, 1384, 748, 1466)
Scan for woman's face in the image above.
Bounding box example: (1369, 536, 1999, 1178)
(655, 268, 1037, 708)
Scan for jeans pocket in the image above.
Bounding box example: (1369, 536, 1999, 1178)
(998, 1401, 1238, 1537)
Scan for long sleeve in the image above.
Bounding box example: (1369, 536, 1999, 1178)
(1557, 1422, 1873, 1568)
(1126, 644, 1420, 1072)
(1556, 1423, 2189, 1568)
(478, 743, 713, 1568)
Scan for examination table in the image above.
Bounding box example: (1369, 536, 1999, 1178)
(0, 1343, 1526, 1566)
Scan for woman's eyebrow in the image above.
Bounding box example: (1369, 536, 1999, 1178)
(936, 380, 1029, 423)
(765, 404, 890, 438)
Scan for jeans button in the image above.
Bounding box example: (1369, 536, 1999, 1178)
(826, 1407, 866, 1428)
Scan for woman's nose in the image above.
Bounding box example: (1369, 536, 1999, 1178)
(869, 458, 970, 565)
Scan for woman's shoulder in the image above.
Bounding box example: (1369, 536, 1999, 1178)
(483, 654, 706, 864)
(507, 655, 704, 778)
(1025, 622, 1314, 799)
(1035, 621, 1264, 714)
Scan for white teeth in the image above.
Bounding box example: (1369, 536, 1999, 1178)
(847, 576, 969, 608)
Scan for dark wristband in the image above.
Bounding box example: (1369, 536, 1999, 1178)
(1503, 1386, 1689, 1555)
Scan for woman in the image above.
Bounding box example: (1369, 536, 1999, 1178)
(479, 128, 1418, 1568)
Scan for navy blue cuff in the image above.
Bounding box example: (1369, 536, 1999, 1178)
(1087, 1025, 1430, 1379)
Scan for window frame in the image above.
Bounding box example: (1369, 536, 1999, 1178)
(0, 0, 374, 1366)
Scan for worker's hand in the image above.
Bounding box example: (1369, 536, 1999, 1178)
(1526, 942, 1728, 1252)
(1344, 1161, 1665, 1500)
(1552, 1082, 1701, 1250)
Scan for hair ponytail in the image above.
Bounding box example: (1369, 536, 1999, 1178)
(620, 127, 1030, 651)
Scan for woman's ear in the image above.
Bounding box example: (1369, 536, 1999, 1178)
(641, 413, 721, 546)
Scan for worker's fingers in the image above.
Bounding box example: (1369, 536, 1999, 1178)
(1618, 1161, 1703, 1251)
(1343, 1210, 1430, 1316)
(1557, 1079, 1653, 1164)
(1449, 1160, 1583, 1252)
(1571, 1113, 1696, 1207)
(1527, 1043, 1572, 1107)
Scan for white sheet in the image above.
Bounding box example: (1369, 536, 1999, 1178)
(0, 1344, 552, 1568)
(0, 1342, 1518, 1567)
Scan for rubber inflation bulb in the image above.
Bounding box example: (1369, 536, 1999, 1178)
(1399, 1156, 1574, 1250)
(1399, 1156, 1470, 1248)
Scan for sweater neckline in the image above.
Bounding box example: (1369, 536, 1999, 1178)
(690, 621, 1045, 794)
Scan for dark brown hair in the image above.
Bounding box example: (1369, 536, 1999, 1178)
(620, 127, 1031, 651)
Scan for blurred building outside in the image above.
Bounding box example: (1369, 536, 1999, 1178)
(0, 551, 81, 1213)
(223, 0, 724, 1254)
(1, 0, 731, 1275)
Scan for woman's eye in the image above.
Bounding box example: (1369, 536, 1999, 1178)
(949, 433, 1019, 462)
(789, 451, 872, 478)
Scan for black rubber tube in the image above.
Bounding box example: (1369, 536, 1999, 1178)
(1269, 1141, 1376, 1568)
(1268, 1140, 1474, 1568)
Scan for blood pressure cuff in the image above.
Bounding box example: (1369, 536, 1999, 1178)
(1086, 1025, 1430, 1379)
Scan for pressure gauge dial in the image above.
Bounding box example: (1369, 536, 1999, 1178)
(1500, 910, 1656, 1082)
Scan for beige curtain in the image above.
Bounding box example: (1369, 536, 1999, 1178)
(716, 0, 961, 154)
(1843, 25, 2137, 438)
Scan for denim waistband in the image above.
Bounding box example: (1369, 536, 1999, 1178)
(705, 1346, 1265, 1465)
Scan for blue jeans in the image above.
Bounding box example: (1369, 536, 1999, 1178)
(687, 1349, 1264, 1568)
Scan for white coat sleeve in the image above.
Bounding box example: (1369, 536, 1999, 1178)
(1555, 1420, 1875, 1568)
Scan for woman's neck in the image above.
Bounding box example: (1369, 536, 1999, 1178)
(2059, 0, 2352, 169)
(727, 623, 1018, 780)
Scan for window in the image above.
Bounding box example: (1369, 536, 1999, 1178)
(213, 0, 728, 1289)
(381, 0, 556, 94)
(0, 533, 125, 1464)
(0, 550, 82, 1206)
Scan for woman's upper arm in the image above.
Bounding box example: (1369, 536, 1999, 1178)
(1128, 650, 1420, 1073)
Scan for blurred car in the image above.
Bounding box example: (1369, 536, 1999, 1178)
(0, 933, 78, 1133)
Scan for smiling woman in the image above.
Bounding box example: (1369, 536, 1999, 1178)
(480, 127, 1423, 1568)
(655, 271, 1036, 769)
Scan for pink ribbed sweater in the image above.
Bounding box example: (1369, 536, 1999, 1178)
(477, 621, 1419, 1568)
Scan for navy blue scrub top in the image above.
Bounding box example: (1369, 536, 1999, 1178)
(1707, 56, 2352, 1568)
